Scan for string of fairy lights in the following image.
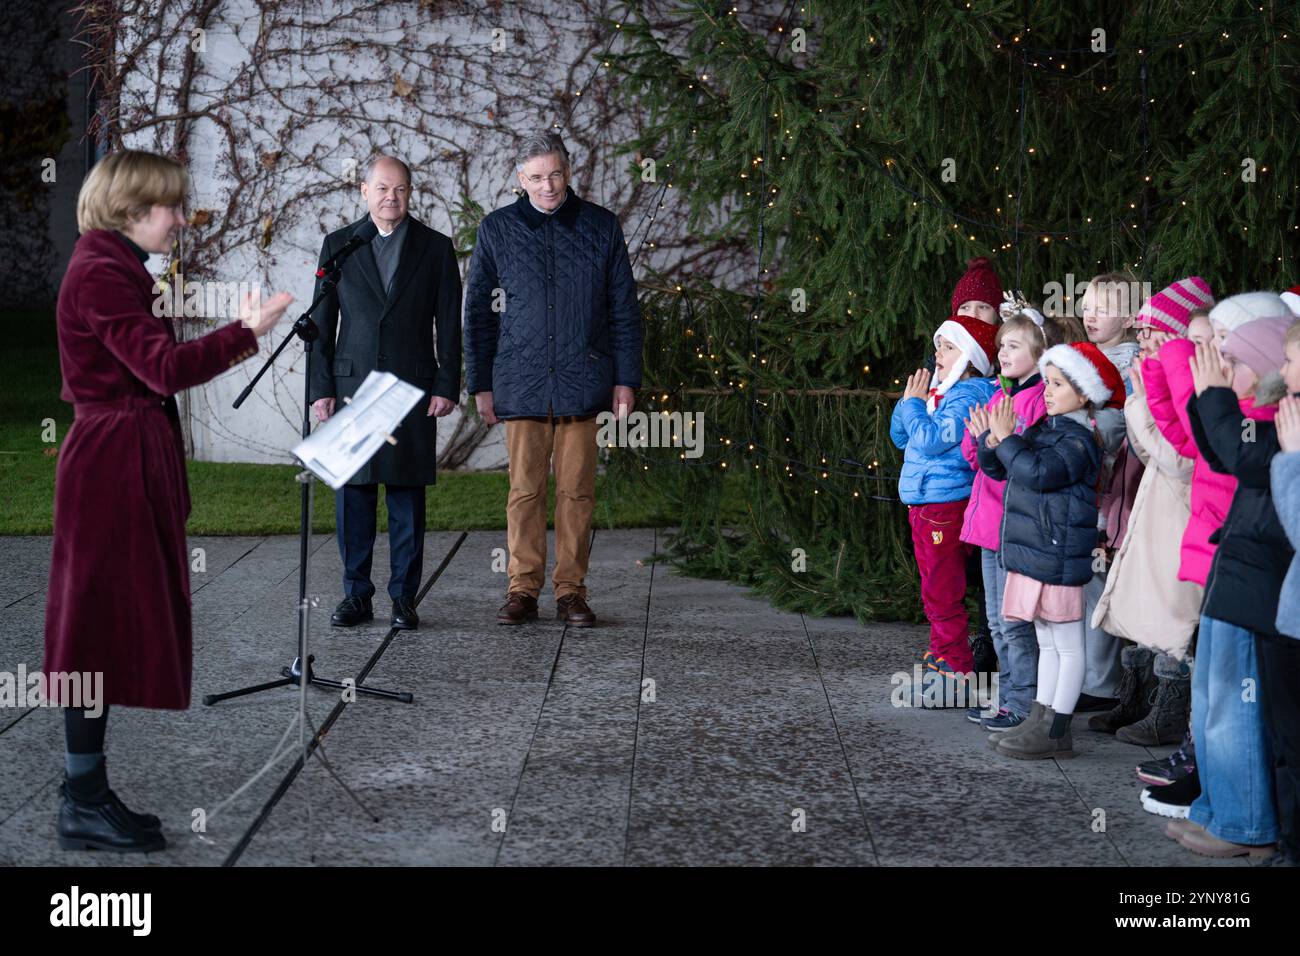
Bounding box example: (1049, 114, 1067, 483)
(553, 3, 1296, 503)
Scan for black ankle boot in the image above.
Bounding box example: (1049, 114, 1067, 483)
(65, 758, 162, 831)
(59, 761, 165, 853)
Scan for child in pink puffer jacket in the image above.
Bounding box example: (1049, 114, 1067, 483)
(1149, 293, 1292, 584)
(959, 308, 1059, 730)
(1154, 345, 1241, 584)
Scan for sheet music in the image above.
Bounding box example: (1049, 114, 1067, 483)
(293, 371, 425, 489)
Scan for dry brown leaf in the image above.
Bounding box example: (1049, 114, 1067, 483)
(393, 73, 414, 99)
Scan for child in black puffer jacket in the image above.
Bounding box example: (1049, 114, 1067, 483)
(969, 342, 1124, 759)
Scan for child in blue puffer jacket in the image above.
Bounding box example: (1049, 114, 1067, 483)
(891, 314, 998, 686)
(971, 342, 1123, 760)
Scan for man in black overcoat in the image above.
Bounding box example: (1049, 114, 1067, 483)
(309, 155, 462, 629)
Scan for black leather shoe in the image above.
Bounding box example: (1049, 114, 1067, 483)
(331, 595, 374, 627)
(391, 597, 419, 630)
(58, 789, 166, 853)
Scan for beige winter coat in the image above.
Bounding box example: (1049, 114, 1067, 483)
(1091, 391, 1204, 658)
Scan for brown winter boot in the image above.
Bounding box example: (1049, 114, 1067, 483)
(987, 700, 1047, 750)
(995, 706, 1075, 759)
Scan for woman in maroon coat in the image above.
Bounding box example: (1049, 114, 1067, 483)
(47, 150, 291, 852)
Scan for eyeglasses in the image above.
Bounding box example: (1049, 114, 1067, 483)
(523, 172, 567, 185)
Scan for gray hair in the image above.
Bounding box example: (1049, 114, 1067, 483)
(364, 154, 411, 186)
(514, 131, 570, 173)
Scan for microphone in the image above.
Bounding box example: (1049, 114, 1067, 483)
(316, 219, 379, 277)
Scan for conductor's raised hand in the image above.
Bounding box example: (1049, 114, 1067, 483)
(238, 290, 294, 337)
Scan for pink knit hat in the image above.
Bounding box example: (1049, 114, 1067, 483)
(1221, 316, 1293, 378)
(1135, 276, 1214, 336)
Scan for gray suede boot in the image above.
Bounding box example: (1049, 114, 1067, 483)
(987, 700, 1047, 751)
(1088, 644, 1155, 733)
(996, 706, 1075, 759)
(1116, 655, 1191, 746)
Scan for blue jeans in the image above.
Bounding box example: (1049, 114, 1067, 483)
(1188, 614, 1278, 845)
(981, 548, 1038, 717)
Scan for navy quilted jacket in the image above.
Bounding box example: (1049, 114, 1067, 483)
(463, 188, 643, 418)
(976, 411, 1103, 586)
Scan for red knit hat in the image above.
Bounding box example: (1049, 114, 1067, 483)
(951, 256, 1004, 314)
(1038, 342, 1125, 409)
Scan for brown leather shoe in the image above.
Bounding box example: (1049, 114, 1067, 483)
(556, 593, 596, 627)
(496, 591, 538, 625)
(1177, 827, 1276, 859)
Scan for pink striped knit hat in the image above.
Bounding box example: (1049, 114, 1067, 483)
(1135, 276, 1215, 336)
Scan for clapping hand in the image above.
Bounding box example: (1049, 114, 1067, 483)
(1278, 395, 1300, 454)
(1138, 326, 1170, 358)
(988, 400, 1017, 442)
(1190, 341, 1233, 396)
(901, 369, 931, 402)
(1129, 361, 1147, 403)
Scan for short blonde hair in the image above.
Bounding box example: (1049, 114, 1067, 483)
(1087, 271, 1145, 318)
(996, 312, 1050, 360)
(76, 150, 188, 233)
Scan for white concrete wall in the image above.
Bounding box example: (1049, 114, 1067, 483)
(115, 0, 682, 469)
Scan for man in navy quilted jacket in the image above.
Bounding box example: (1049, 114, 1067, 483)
(464, 131, 643, 627)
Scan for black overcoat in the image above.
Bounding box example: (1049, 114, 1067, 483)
(308, 215, 462, 486)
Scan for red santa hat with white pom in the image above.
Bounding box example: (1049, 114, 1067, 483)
(929, 314, 997, 411)
(1038, 342, 1125, 410)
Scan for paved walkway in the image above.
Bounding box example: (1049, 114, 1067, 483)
(0, 530, 1241, 866)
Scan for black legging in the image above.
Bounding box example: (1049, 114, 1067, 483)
(64, 706, 110, 754)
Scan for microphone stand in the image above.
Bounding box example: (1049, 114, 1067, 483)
(205, 244, 411, 706)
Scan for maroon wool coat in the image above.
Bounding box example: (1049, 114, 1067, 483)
(44, 230, 259, 709)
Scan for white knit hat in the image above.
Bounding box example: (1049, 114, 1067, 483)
(1209, 291, 1292, 333)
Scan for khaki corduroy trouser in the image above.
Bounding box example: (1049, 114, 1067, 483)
(504, 413, 598, 599)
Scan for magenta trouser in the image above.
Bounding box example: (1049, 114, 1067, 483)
(908, 499, 973, 672)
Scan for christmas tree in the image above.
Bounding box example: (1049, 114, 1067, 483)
(600, 1, 1299, 621)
